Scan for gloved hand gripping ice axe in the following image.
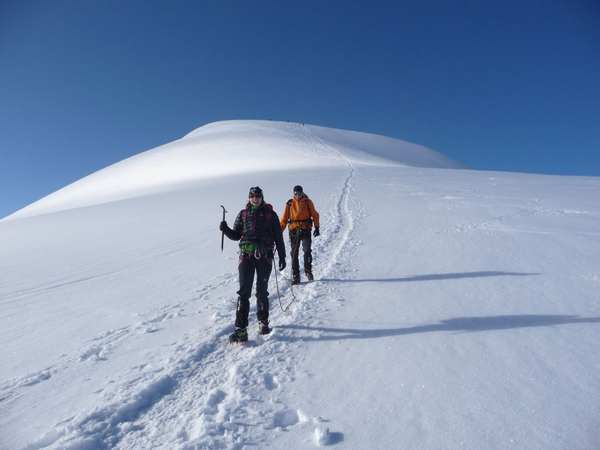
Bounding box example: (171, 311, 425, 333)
(220, 205, 227, 252)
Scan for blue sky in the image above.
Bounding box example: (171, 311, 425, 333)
(1, 1, 599, 218)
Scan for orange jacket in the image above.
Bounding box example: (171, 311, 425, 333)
(280, 195, 320, 232)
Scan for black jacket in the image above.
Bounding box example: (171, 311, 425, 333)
(223, 202, 286, 260)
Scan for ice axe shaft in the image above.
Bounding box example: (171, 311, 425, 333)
(220, 205, 227, 251)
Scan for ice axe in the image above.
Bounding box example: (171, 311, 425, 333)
(220, 205, 227, 252)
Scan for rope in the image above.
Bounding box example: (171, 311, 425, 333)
(273, 258, 298, 313)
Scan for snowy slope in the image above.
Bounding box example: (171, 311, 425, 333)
(3, 120, 460, 221)
(1, 121, 599, 450)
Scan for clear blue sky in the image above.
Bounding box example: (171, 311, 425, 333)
(1, 1, 599, 218)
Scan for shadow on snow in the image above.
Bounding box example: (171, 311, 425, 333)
(319, 271, 540, 284)
(278, 315, 600, 343)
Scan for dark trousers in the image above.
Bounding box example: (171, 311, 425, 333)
(235, 254, 273, 329)
(289, 228, 312, 279)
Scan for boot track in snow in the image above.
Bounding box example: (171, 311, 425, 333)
(26, 129, 358, 450)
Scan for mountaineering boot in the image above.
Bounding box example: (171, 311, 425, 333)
(229, 327, 248, 344)
(258, 321, 272, 335)
(305, 271, 314, 282)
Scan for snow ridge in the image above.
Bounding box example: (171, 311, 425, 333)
(3, 120, 459, 221)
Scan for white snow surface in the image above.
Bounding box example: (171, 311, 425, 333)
(1, 120, 599, 450)
(3, 120, 460, 221)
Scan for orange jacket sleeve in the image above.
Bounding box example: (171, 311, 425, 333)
(308, 199, 320, 228)
(280, 201, 290, 231)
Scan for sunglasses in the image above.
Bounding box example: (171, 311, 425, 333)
(249, 194, 262, 198)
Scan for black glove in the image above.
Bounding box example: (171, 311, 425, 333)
(278, 259, 286, 271)
(313, 227, 320, 237)
(219, 221, 228, 232)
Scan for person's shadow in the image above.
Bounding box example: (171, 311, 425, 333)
(278, 315, 600, 343)
(319, 271, 540, 284)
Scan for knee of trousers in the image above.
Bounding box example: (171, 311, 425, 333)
(236, 292, 251, 303)
(256, 291, 270, 301)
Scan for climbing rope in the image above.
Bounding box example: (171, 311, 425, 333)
(273, 258, 298, 313)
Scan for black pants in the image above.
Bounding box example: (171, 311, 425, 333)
(289, 228, 312, 279)
(235, 253, 273, 329)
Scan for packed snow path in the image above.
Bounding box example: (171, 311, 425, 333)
(113, 142, 357, 449)
(19, 129, 359, 449)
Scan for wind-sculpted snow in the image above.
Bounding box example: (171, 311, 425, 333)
(4, 120, 460, 221)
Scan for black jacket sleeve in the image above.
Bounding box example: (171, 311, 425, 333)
(223, 211, 243, 241)
(271, 211, 286, 260)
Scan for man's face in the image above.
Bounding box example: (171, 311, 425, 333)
(249, 194, 262, 206)
(294, 190, 302, 198)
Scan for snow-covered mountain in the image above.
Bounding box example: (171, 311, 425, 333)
(3, 121, 460, 221)
(1, 120, 599, 450)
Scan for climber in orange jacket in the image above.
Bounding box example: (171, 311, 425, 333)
(280, 185, 320, 284)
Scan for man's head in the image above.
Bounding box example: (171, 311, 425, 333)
(293, 185, 303, 197)
(248, 186, 263, 206)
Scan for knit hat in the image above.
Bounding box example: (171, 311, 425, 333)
(249, 186, 263, 198)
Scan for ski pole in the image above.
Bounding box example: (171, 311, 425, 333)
(220, 205, 227, 252)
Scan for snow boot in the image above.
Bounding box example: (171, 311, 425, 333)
(305, 271, 314, 282)
(258, 321, 272, 335)
(229, 327, 248, 344)
(292, 273, 300, 285)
